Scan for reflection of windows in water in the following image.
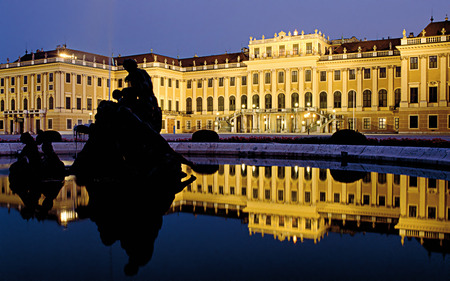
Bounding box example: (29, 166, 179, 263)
(305, 219, 312, 229)
(265, 166, 272, 178)
(320, 192, 326, 202)
(363, 194, 370, 205)
(291, 167, 298, 179)
(278, 190, 284, 201)
(230, 186, 235, 195)
(254, 214, 259, 224)
(394, 174, 400, 185)
(229, 165, 236, 176)
(219, 186, 224, 194)
(319, 169, 327, 181)
(378, 173, 386, 184)
(409, 205, 417, 217)
(348, 194, 355, 204)
(266, 216, 271, 225)
(265, 189, 271, 200)
(241, 166, 247, 177)
(291, 190, 298, 202)
(241, 187, 247, 196)
(378, 196, 386, 206)
(334, 193, 340, 203)
(208, 185, 213, 194)
(428, 178, 436, 189)
(218, 165, 224, 175)
(252, 188, 258, 199)
(304, 167, 312, 181)
(279, 216, 285, 227)
(428, 207, 436, 219)
(363, 173, 371, 183)
(292, 218, 298, 228)
(252, 166, 259, 177)
(409, 176, 417, 187)
(277, 167, 285, 179)
(394, 197, 400, 208)
(305, 191, 311, 203)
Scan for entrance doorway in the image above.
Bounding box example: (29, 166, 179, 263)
(167, 119, 175, 133)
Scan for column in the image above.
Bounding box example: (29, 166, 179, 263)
(93, 76, 97, 113)
(439, 53, 448, 106)
(236, 76, 241, 111)
(286, 68, 291, 109)
(180, 79, 186, 113)
(327, 70, 333, 110)
(400, 57, 409, 108)
(82, 74, 87, 111)
(72, 73, 76, 110)
(202, 79, 207, 114)
(356, 68, 363, 110)
(298, 67, 304, 108)
(419, 55, 427, 107)
(387, 65, 395, 107)
(312, 68, 318, 108)
(30, 74, 35, 108)
(372, 66, 378, 110)
(164, 77, 168, 111)
(224, 77, 229, 114)
(213, 77, 218, 113)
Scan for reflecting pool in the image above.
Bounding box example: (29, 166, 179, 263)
(0, 159, 449, 280)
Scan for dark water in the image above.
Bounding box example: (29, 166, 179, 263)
(0, 159, 449, 280)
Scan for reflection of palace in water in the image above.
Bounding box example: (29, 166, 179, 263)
(1, 165, 449, 249)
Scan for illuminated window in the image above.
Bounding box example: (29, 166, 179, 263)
(334, 70, 341, 81)
(395, 66, 401, 77)
(265, 72, 271, 84)
(291, 70, 298, 83)
(363, 118, 371, 130)
(305, 70, 311, 82)
(429, 56, 437, 68)
(378, 118, 386, 129)
(219, 77, 224, 87)
(410, 57, 418, 69)
(349, 69, 356, 80)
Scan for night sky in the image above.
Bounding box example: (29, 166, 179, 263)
(1, 0, 449, 63)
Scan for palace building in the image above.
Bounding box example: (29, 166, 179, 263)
(0, 18, 449, 134)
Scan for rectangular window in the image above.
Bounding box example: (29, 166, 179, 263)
(187, 80, 192, 89)
(87, 76, 92, 86)
(429, 115, 438, 129)
(379, 67, 386, 78)
(293, 44, 299, 55)
(66, 119, 72, 130)
(408, 205, 417, 217)
(0, 78, 4, 86)
(279, 45, 285, 56)
(76, 75, 81, 84)
(23, 76, 28, 85)
(0, 120, 3, 130)
(278, 71, 284, 83)
(197, 80, 202, 88)
(253, 73, 258, 85)
(168, 78, 172, 87)
(207, 120, 213, 130)
(241, 76, 247, 86)
(320, 71, 326, 82)
(65, 73, 70, 83)
(118, 79, 123, 88)
(76, 98, 81, 110)
(378, 118, 386, 129)
(395, 66, 401, 77)
(208, 78, 213, 88)
(319, 192, 326, 202)
(265, 72, 270, 84)
(168, 100, 172, 111)
(333, 193, 340, 203)
(176, 80, 179, 88)
(364, 68, 371, 79)
(291, 70, 298, 83)
(363, 118, 371, 130)
(266, 47, 272, 57)
(176, 101, 179, 112)
(48, 119, 53, 130)
(87, 98, 92, 110)
(379, 196, 386, 206)
(97, 78, 102, 87)
(305, 70, 311, 82)
(160, 77, 164, 86)
(334, 70, 341, 81)
(219, 77, 224, 87)
(65, 97, 71, 109)
(410, 57, 418, 69)
(410, 88, 418, 103)
(176, 120, 180, 130)
(348, 194, 355, 204)
(428, 206, 436, 219)
(363, 195, 370, 205)
(160, 99, 164, 110)
(196, 120, 201, 130)
(186, 120, 191, 130)
(254, 48, 260, 58)
(161, 120, 166, 130)
(49, 73, 54, 82)
(429, 56, 437, 68)
(349, 69, 356, 80)
(230, 77, 235, 86)
(429, 86, 438, 103)
(306, 43, 312, 54)
(264, 189, 270, 200)
(409, 115, 419, 129)
(409, 176, 418, 187)
(22, 87, 27, 92)
(49, 84, 53, 91)
(36, 85, 41, 92)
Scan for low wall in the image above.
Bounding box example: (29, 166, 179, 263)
(1, 142, 449, 168)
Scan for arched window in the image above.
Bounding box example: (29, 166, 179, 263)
(348, 90, 356, 108)
(229, 96, 236, 111)
(48, 96, 54, 110)
(363, 90, 371, 108)
(218, 96, 224, 111)
(305, 92, 312, 107)
(23, 98, 28, 110)
(36, 97, 42, 110)
(319, 92, 327, 109)
(0, 100, 4, 111)
(196, 97, 202, 112)
(241, 95, 247, 109)
(291, 93, 299, 108)
(334, 91, 342, 108)
(379, 89, 387, 107)
(277, 93, 285, 109)
(207, 97, 213, 111)
(11, 99, 15, 111)
(186, 97, 192, 113)
(252, 94, 260, 109)
(394, 89, 401, 107)
(265, 94, 272, 109)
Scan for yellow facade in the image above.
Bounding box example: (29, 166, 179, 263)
(0, 20, 449, 134)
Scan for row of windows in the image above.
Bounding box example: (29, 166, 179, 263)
(409, 55, 439, 70)
(0, 73, 54, 87)
(254, 42, 317, 58)
(65, 74, 109, 87)
(186, 76, 244, 89)
(409, 86, 442, 103)
(0, 96, 102, 111)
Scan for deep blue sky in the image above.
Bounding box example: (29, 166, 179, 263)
(1, 0, 449, 63)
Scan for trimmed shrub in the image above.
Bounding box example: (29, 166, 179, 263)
(192, 130, 220, 142)
(328, 129, 368, 145)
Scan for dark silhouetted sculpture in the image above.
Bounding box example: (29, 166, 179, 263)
(71, 59, 196, 276)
